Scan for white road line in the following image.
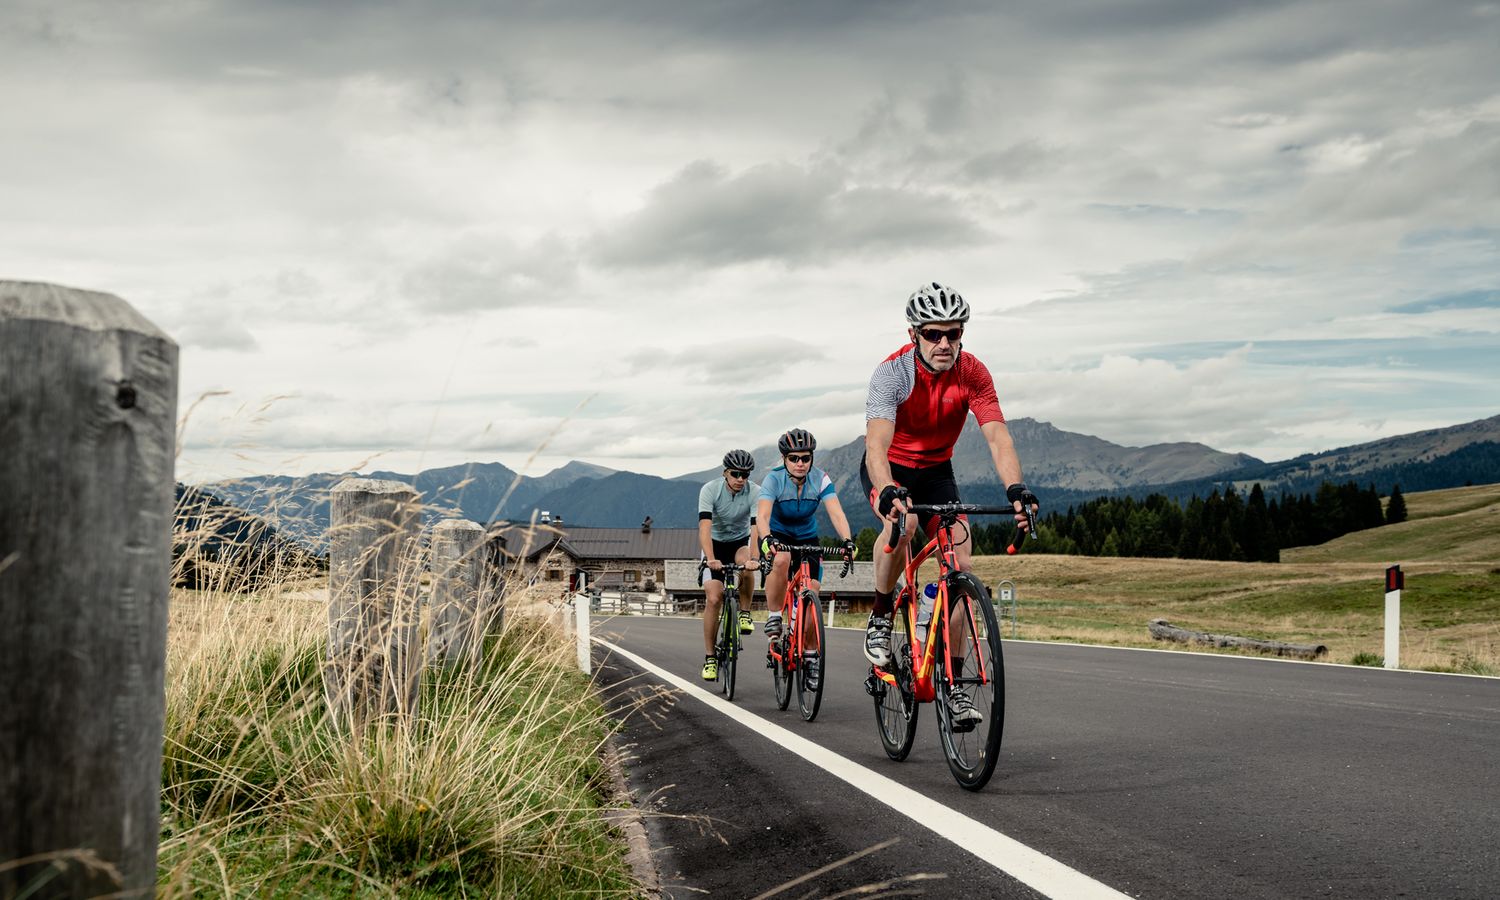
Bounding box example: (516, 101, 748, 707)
(595, 637, 1131, 900)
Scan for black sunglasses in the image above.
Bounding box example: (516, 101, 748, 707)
(785, 453, 813, 463)
(727, 469, 751, 479)
(917, 326, 964, 344)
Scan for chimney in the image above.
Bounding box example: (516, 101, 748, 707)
(539, 510, 551, 524)
(641, 515, 653, 534)
(554, 514, 564, 526)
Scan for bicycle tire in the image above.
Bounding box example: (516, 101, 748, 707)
(772, 627, 792, 710)
(934, 573, 1005, 790)
(795, 590, 824, 721)
(722, 594, 738, 701)
(874, 599, 919, 760)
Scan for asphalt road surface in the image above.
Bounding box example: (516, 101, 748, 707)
(592, 614, 1500, 899)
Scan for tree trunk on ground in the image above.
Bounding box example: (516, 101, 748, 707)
(1149, 618, 1328, 660)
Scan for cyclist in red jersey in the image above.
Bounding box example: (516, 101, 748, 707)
(860, 282, 1038, 727)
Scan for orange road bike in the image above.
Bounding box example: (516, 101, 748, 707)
(763, 542, 851, 722)
(866, 501, 1037, 790)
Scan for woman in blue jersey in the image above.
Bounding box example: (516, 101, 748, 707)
(755, 428, 856, 693)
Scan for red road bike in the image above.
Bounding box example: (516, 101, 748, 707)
(866, 501, 1036, 790)
(763, 542, 851, 722)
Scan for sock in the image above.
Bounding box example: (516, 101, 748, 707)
(872, 589, 895, 618)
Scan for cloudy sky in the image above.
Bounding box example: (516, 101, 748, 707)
(5, 0, 1498, 483)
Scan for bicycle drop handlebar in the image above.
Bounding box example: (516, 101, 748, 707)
(760, 540, 854, 578)
(882, 497, 1040, 555)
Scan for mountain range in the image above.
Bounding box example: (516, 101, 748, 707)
(200, 414, 1500, 546)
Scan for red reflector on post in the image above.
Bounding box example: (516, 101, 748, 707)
(1385, 565, 1404, 592)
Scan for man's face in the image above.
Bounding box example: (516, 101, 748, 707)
(910, 320, 964, 371)
(724, 467, 750, 488)
(783, 451, 813, 477)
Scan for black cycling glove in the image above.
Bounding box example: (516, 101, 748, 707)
(1006, 482, 1039, 508)
(876, 484, 908, 518)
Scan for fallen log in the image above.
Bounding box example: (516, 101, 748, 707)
(1148, 619, 1328, 660)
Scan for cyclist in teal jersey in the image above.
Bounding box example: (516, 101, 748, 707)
(755, 428, 856, 692)
(699, 449, 760, 681)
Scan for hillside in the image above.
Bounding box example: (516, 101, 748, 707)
(1282, 482, 1500, 564)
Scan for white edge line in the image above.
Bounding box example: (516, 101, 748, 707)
(595, 636, 1131, 900)
(812, 622, 1499, 681)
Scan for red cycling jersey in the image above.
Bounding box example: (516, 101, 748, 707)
(865, 344, 1004, 468)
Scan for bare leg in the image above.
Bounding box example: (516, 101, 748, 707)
(703, 577, 725, 655)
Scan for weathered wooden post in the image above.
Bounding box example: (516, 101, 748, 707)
(327, 478, 423, 729)
(429, 518, 485, 668)
(0, 281, 177, 897)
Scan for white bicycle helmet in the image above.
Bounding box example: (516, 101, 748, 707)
(905, 282, 971, 325)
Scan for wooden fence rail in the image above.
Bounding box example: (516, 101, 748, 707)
(1, 281, 178, 898)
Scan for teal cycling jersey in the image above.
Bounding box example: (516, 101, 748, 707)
(758, 465, 837, 541)
(698, 476, 758, 542)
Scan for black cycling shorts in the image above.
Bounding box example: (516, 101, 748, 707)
(859, 453, 962, 535)
(768, 531, 823, 582)
(702, 536, 750, 584)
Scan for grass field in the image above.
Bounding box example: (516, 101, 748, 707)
(833, 483, 1500, 674)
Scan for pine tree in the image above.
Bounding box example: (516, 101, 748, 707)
(1386, 484, 1408, 524)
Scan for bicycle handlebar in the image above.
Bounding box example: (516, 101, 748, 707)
(759, 540, 853, 578)
(882, 499, 1040, 554)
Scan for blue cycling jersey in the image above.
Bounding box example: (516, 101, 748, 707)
(758, 465, 837, 541)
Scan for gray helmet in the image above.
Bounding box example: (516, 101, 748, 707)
(905, 282, 971, 326)
(722, 449, 755, 471)
(778, 428, 816, 455)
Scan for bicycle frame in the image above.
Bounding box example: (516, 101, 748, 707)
(873, 523, 991, 703)
(767, 552, 815, 672)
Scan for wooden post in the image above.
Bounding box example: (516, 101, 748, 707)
(327, 478, 423, 729)
(0, 281, 178, 897)
(429, 519, 485, 668)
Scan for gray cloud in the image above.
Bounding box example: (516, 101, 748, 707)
(401, 236, 579, 313)
(625, 337, 828, 384)
(592, 160, 988, 269)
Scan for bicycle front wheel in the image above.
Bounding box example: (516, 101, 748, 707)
(874, 599, 918, 760)
(935, 573, 1005, 791)
(795, 590, 824, 721)
(722, 595, 738, 701)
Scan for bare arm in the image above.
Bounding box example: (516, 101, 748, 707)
(823, 495, 853, 543)
(698, 518, 720, 569)
(864, 418, 910, 520)
(979, 420, 1024, 487)
(756, 497, 773, 547)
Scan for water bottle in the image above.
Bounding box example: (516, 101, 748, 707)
(916, 582, 937, 640)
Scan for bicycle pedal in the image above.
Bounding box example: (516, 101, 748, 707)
(949, 719, 979, 734)
(863, 673, 883, 697)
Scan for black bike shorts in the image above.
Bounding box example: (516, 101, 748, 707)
(701, 536, 750, 584)
(768, 530, 823, 582)
(859, 453, 962, 536)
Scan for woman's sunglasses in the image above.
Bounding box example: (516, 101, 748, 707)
(785, 454, 813, 464)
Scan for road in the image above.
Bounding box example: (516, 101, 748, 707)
(592, 614, 1500, 899)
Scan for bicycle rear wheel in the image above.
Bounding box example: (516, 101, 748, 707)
(934, 573, 1005, 791)
(874, 599, 919, 760)
(795, 590, 824, 721)
(721, 595, 738, 701)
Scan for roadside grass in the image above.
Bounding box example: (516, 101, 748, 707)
(818, 484, 1500, 675)
(157, 580, 639, 898)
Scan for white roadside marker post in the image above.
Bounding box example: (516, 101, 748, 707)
(1384, 565, 1403, 669)
(576, 592, 592, 675)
